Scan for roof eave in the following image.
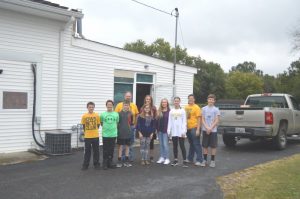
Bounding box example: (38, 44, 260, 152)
(0, 0, 83, 22)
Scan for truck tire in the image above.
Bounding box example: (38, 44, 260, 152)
(273, 123, 287, 150)
(223, 134, 237, 147)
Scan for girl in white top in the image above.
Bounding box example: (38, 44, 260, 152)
(167, 97, 188, 167)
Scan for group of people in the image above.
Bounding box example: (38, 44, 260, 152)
(80, 91, 220, 170)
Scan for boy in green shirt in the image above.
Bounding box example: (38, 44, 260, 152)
(100, 100, 119, 170)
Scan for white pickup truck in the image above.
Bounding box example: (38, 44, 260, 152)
(218, 93, 300, 150)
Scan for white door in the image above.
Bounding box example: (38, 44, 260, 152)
(290, 96, 300, 134)
(0, 60, 33, 153)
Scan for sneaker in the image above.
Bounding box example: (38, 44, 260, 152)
(171, 160, 179, 166)
(141, 160, 146, 165)
(199, 161, 206, 167)
(184, 159, 191, 164)
(125, 162, 132, 167)
(116, 161, 123, 168)
(145, 160, 150, 165)
(209, 161, 216, 168)
(156, 157, 165, 164)
(194, 161, 202, 166)
(94, 164, 101, 170)
(163, 159, 170, 165)
(182, 162, 189, 168)
(150, 157, 154, 163)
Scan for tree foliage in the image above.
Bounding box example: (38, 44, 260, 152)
(193, 57, 226, 102)
(124, 38, 300, 102)
(225, 72, 264, 99)
(231, 61, 263, 76)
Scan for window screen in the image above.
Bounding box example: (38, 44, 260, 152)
(3, 91, 28, 109)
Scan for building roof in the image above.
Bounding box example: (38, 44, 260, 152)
(29, 0, 79, 12)
(29, 0, 68, 9)
(0, 0, 83, 21)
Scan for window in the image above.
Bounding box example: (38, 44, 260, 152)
(114, 70, 134, 105)
(290, 97, 300, 110)
(114, 83, 133, 105)
(245, 96, 289, 108)
(3, 91, 28, 109)
(136, 74, 153, 83)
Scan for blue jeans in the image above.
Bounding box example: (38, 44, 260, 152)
(140, 137, 151, 160)
(158, 132, 169, 159)
(186, 128, 203, 162)
(122, 126, 135, 161)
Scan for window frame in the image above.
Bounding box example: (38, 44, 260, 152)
(0, 90, 31, 112)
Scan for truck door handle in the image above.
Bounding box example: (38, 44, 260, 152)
(236, 110, 244, 115)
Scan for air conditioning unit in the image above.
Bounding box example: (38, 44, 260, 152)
(45, 131, 71, 155)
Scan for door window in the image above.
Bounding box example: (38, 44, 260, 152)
(290, 97, 300, 110)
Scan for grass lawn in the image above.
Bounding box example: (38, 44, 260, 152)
(217, 154, 300, 199)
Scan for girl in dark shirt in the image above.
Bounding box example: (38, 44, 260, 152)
(136, 104, 155, 165)
(140, 95, 157, 162)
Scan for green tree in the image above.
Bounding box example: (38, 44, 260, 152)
(193, 57, 226, 103)
(124, 38, 192, 65)
(231, 61, 263, 76)
(124, 39, 153, 56)
(124, 38, 225, 101)
(263, 74, 277, 93)
(225, 71, 264, 99)
(276, 59, 300, 101)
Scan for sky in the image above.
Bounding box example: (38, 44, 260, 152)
(52, 0, 300, 75)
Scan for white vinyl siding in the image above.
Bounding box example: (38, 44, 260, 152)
(0, 60, 33, 153)
(0, 8, 61, 152)
(0, 5, 196, 152)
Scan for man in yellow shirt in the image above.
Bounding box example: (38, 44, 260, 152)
(185, 94, 205, 167)
(81, 102, 101, 170)
(115, 91, 139, 161)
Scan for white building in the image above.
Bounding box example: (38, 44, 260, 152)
(0, 0, 197, 153)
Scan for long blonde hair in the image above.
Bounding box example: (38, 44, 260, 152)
(157, 98, 170, 119)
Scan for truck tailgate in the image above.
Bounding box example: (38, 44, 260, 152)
(219, 108, 266, 127)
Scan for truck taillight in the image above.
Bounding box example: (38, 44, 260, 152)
(265, 112, 273, 125)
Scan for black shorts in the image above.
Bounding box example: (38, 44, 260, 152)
(202, 131, 218, 148)
(117, 138, 131, 146)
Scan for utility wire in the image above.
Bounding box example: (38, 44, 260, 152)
(130, 0, 186, 49)
(130, 0, 173, 16)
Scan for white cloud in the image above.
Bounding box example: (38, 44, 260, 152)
(52, 0, 300, 75)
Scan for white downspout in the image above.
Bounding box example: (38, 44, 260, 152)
(57, 16, 75, 129)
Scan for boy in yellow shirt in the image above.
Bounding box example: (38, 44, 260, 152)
(81, 102, 101, 170)
(185, 94, 205, 166)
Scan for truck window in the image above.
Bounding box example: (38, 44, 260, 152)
(245, 96, 289, 108)
(290, 97, 300, 110)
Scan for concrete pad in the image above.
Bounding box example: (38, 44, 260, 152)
(0, 151, 47, 166)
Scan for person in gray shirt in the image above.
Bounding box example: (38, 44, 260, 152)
(116, 101, 133, 168)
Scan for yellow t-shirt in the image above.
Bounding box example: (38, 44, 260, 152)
(115, 102, 139, 124)
(185, 104, 201, 129)
(81, 112, 100, 138)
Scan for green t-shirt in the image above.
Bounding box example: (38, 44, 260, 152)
(100, 111, 119, 137)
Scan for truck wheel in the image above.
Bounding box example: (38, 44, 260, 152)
(273, 123, 287, 150)
(223, 134, 237, 147)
